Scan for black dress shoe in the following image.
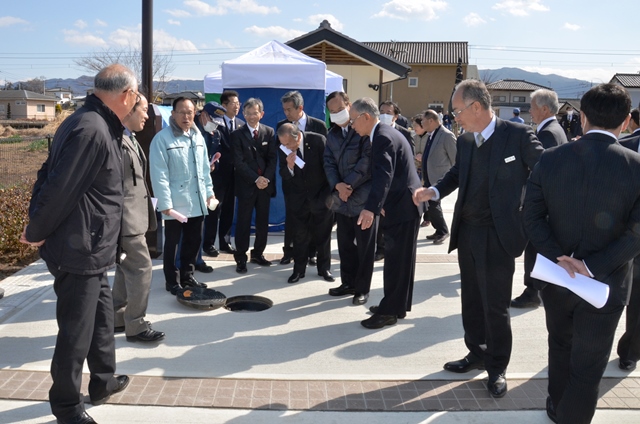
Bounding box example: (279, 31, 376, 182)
(432, 233, 449, 245)
(546, 396, 558, 423)
(619, 358, 637, 371)
(91, 375, 130, 406)
(487, 374, 507, 398)
(426, 232, 438, 240)
(369, 305, 406, 319)
(287, 272, 305, 283)
(443, 354, 485, 373)
(57, 411, 97, 424)
(328, 284, 355, 296)
(250, 255, 272, 266)
(126, 329, 165, 343)
(374, 252, 385, 261)
(361, 313, 397, 329)
(279, 255, 292, 265)
(510, 287, 541, 308)
(236, 261, 247, 273)
(219, 246, 237, 254)
(204, 246, 219, 257)
(195, 263, 214, 273)
(165, 283, 183, 295)
(318, 270, 335, 282)
(181, 275, 207, 288)
(308, 256, 317, 266)
(352, 293, 369, 305)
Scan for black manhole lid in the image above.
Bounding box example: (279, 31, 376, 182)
(176, 287, 226, 310)
(224, 295, 273, 312)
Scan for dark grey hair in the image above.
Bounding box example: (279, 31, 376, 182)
(351, 97, 380, 119)
(94, 64, 137, 93)
(243, 97, 264, 113)
(277, 122, 300, 140)
(281, 91, 304, 108)
(530, 89, 559, 114)
(456, 79, 491, 110)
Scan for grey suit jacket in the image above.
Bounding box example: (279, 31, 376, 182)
(536, 119, 566, 149)
(425, 125, 457, 186)
(122, 133, 157, 236)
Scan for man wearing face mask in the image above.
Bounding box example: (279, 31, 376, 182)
(324, 91, 375, 305)
(559, 106, 583, 141)
(375, 100, 415, 261)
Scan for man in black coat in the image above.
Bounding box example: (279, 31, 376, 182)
(277, 123, 333, 283)
(349, 97, 422, 329)
(414, 79, 544, 399)
(21, 64, 136, 424)
(511, 88, 566, 309)
(277, 90, 328, 267)
(559, 105, 583, 141)
(524, 83, 640, 423)
(324, 91, 375, 305)
(231, 98, 277, 273)
(616, 107, 640, 373)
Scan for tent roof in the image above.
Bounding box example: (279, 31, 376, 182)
(221, 40, 326, 90)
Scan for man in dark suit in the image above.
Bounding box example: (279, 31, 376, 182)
(202, 90, 244, 256)
(616, 108, 640, 372)
(413, 79, 544, 398)
(559, 105, 583, 141)
(349, 97, 422, 329)
(277, 90, 328, 267)
(324, 91, 375, 306)
(524, 83, 640, 423)
(374, 100, 416, 262)
(511, 88, 567, 309)
(277, 123, 333, 283)
(231, 98, 277, 273)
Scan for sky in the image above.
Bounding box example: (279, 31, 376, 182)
(1, 0, 639, 86)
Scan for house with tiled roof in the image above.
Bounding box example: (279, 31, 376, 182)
(610, 73, 640, 109)
(486, 79, 552, 123)
(0, 90, 56, 120)
(287, 21, 474, 119)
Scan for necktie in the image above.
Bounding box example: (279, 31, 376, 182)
(476, 133, 485, 148)
(229, 119, 234, 132)
(253, 129, 258, 140)
(342, 127, 348, 138)
(296, 148, 303, 159)
(130, 133, 141, 156)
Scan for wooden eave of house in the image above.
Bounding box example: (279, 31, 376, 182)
(286, 20, 411, 83)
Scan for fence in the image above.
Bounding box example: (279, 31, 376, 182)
(0, 135, 50, 189)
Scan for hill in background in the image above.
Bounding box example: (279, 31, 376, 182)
(479, 67, 593, 99)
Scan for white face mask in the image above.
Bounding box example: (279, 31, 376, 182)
(329, 108, 350, 125)
(379, 113, 394, 126)
(204, 121, 218, 133)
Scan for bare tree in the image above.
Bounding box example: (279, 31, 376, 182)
(20, 78, 46, 94)
(480, 70, 499, 85)
(74, 44, 175, 100)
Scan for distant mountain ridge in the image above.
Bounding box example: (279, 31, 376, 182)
(43, 68, 591, 99)
(479, 67, 592, 99)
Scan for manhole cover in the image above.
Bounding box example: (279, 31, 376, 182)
(224, 295, 273, 312)
(176, 287, 226, 310)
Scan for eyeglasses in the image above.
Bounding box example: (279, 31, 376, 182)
(224, 101, 241, 106)
(451, 101, 476, 118)
(123, 89, 141, 104)
(349, 113, 365, 125)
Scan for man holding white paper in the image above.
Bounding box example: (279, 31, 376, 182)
(524, 83, 640, 424)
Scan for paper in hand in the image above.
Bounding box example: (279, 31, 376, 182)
(279, 144, 305, 169)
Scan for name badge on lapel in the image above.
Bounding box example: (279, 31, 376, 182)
(504, 155, 516, 163)
(261, 142, 268, 146)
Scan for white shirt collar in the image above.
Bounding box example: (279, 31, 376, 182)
(248, 123, 259, 134)
(370, 122, 380, 142)
(537, 116, 557, 131)
(476, 116, 497, 143)
(586, 129, 618, 140)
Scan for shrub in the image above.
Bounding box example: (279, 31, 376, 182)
(0, 179, 37, 264)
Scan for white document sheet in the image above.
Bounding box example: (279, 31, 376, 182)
(279, 144, 305, 169)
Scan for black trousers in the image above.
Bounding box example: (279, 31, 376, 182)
(203, 177, 235, 251)
(457, 222, 514, 377)
(47, 265, 116, 420)
(283, 194, 317, 259)
(234, 189, 270, 262)
(336, 213, 376, 294)
(618, 256, 640, 362)
(290, 201, 333, 274)
(542, 285, 623, 424)
(427, 199, 448, 236)
(163, 216, 204, 285)
(375, 216, 385, 255)
(377, 218, 420, 316)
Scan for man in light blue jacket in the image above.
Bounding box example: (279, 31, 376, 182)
(150, 97, 215, 294)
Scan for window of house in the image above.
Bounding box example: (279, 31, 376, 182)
(408, 77, 418, 88)
(342, 79, 348, 92)
(15, 100, 26, 105)
(428, 103, 443, 110)
(513, 96, 526, 102)
(492, 96, 506, 102)
(37, 104, 45, 112)
(0, 104, 4, 112)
